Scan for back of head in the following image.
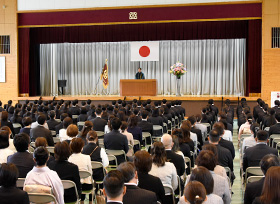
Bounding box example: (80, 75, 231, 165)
(188, 115, 196, 125)
(209, 129, 220, 143)
(190, 166, 214, 194)
(161, 134, 173, 148)
(0, 163, 19, 188)
(184, 181, 206, 204)
(260, 154, 280, 175)
(1, 111, 8, 121)
(257, 130, 269, 141)
(0, 130, 9, 149)
(33, 146, 49, 166)
(63, 117, 73, 129)
(70, 137, 84, 153)
(141, 110, 148, 119)
(134, 150, 152, 174)
(120, 121, 128, 132)
(13, 133, 30, 152)
(116, 162, 136, 183)
(96, 108, 102, 115)
(208, 99, 214, 105)
(81, 121, 93, 137)
(111, 117, 122, 130)
(196, 150, 216, 171)
(202, 144, 218, 161)
(213, 122, 224, 136)
(86, 130, 97, 142)
(250, 123, 260, 138)
(66, 124, 78, 138)
(35, 137, 48, 148)
(260, 166, 280, 204)
(22, 117, 32, 127)
(54, 141, 71, 161)
(151, 141, 166, 167)
(128, 115, 138, 127)
(49, 110, 56, 119)
(152, 108, 159, 117)
(60, 113, 68, 121)
(103, 170, 125, 200)
(37, 114, 46, 125)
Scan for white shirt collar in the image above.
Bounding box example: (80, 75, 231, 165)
(107, 200, 123, 204)
(124, 183, 137, 186)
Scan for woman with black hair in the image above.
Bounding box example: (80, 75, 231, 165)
(0, 163, 29, 204)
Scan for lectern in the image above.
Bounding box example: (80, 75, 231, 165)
(120, 79, 157, 96)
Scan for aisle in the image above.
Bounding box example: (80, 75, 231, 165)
(231, 120, 243, 204)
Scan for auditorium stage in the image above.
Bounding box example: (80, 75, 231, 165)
(17, 95, 259, 116)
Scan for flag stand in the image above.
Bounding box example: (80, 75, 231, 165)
(94, 59, 109, 95)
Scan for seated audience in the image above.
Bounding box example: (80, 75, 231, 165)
(0, 163, 29, 204)
(78, 107, 88, 122)
(104, 117, 128, 164)
(30, 113, 49, 129)
(172, 129, 191, 158)
(134, 150, 165, 203)
(10, 108, 23, 127)
(252, 166, 280, 204)
(1, 126, 16, 152)
(187, 115, 204, 149)
(30, 114, 54, 146)
(120, 121, 134, 157)
(0, 130, 14, 163)
(243, 130, 278, 172)
(59, 117, 73, 141)
(55, 113, 68, 134)
(117, 162, 157, 204)
(149, 142, 178, 192)
(244, 154, 280, 204)
(0, 111, 15, 136)
(190, 150, 231, 204)
(34, 137, 55, 165)
(68, 138, 93, 204)
(48, 141, 81, 203)
(90, 108, 107, 131)
(238, 114, 254, 141)
(127, 115, 142, 152)
(195, 114, 208, 140)
(24, 147, 64, 204)
(178, 166, 223, 204)
(201, 144, 227, 179)
(7, 133, 34, 178)
(242, 123, 259, 154)
(183, 181, 207, 204)
(268, 112, 280, 136)
(138, 110, 153, 135)
(64, 124, 79, 143)
(82, 130, 109, 182)
(19, 117, 32, 135)
(46, 110, 60, 131)
(103, 170, 126, 204)
(78, 120, 93, 145)
(148, 108, 163, 126)
(181, 120, 197, 152)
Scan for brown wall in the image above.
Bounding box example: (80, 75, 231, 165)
(262, 0, 280, 103)
(0, 0, 18, 104)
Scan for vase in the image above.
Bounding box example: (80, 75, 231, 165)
(176, 76, 181, 96)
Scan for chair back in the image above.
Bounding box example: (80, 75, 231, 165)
(245, 167, 263, 183)
(91, 161, 106, 182)
(53, 137, 60, 144)
(133, 140, 141, 149)
(72, 115, 79, 119)
(51, 131, 56, 136)
(184, 157, 192, 173)
(107, 154, 118, 168)
(106, 149, 127, 162)
(16, 178, 25, 188)
(247, 176, 264, 184)
(96, 131, 105, 137)
(153, 125, 163, 137)
(46, 146, 55, 154)
(61, 180, 79, 203)
(28, 193, 57, 204)
(163, 184, 175, 204)
(224, 167, 232, 182)
(142, 132, 152, 146)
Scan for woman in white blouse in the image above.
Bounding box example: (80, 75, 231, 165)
(120, 121, 134, 157)
(149, 142, 178, 191)
(68, 138, 93, 204)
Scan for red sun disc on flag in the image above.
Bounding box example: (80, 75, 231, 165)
(139, 46, 150, 57)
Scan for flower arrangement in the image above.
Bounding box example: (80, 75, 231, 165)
(169, 61, 187, 79)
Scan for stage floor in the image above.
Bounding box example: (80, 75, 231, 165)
(16, 94, 259, 102)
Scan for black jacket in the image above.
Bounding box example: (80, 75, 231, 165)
(138, 120, 153, 135)
(47, 118, 60, 131)
(0, 186, 29, 204)
(91, 117, 107, 132)
(244, 177, 264, 204)
(30, 125, 54, 146)
(123, 185, 157, 204)
(166, 150, 185, 176)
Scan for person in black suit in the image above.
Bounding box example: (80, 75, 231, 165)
(91, 108, 107, 131)
(30, 114, 54, 146)
(253, 98, 262, 121)
(134, 150, 165, 203)
(55, 113, 68, 134)
(19, 117, 32, 136)
(104, 118, 128, 164)
(78, 107, 88, 122)
(148, 108, 163, 126)
(103, 170, 126, 204)
(138, 110, 153, 135)
(117, 162, 157, 204)
(7, 133, 34, 178)
(135, 68, 145, 79)
(47, 110, 60, 131)
(161, 134, 185, 177)
(243, 130, 278, 172)
(213, 122, 235, 159)
(208, 99, 219, 116)
(0, 111, 15, 136)
(208, 129, 234, 177)
(244, 154, 280, 204)
(69, 100, 80, 116)
(0, 163, 29, 204)
(48, 141, 81, 203)
(188, 115, 204, 149)
(268, 113, 280, 136)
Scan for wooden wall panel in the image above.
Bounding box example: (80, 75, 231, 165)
(0, 0, 18, 104)
(262, 0, 280, 104)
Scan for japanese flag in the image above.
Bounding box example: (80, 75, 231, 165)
(130, 41, 159, 61)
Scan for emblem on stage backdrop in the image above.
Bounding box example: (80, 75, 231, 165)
(100, 59, 109, 89)
(129, 12, 137, 20)
(169, 61, 187, 96)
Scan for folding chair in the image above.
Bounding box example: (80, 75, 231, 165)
(142, 132, 152, 147)
(269, 134, 280, 147)
(46, 146, 55, 154)
(163, 184, 175, 204)
(244, 167, 263, 184)
(133, 139, 141, 150)
(175, 116, 179, 128)
(28, 193, 58, 204)
(16, 178, 25, 188)
(247, 176, 263, 184)
(163, 123, 168, 133)
(152, 125, 163, 141)
(96, 131, 105, 138)
(184, 157, 192, 174)
(272, 138, 280, 148)
(98, 139, 104, 148)
(107, 154, 118, 169)
(55, 119, 61, 123)
(105, 149, 127, 164)
(51, 131, 56, 137)
(61, 180, 80, 204)
(77, 122, 85, 131)
(167, 120, 172, 134)
(53, 137, 60, 144)
(79, 171, 95, 203)
(91, 161, 106, 189)
(13, 123, 22, 134)
(224, 167, 232, 184)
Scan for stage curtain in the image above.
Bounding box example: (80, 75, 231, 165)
(39, 39, 246, 96)
(19, 20, 261, 96)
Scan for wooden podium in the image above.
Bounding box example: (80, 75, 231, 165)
(120, 79, 157, 96)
